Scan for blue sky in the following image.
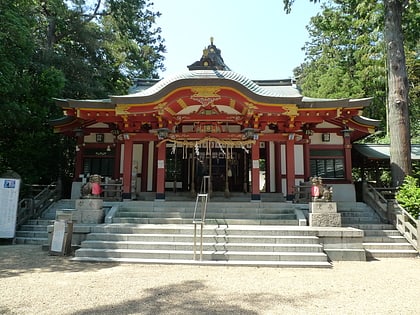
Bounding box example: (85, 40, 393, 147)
(152, 0, 321, 80)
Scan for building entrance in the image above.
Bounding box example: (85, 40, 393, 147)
(165, 146, 250, 193)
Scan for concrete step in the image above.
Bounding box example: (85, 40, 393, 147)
(341, 217, 383, 224)
(338, 212, 380, 218)
(71, 256, 331, 268)
(115, 211, 296, 220)
(85, 233, 320, 244)
(14, 237, 48, 245)
(73, 224, 331, 267)
(112, 217, 298, 225)
(363, 229, 402, 236)
(363, 242, 416, 251)
(26, 219, 55, 225)
(364, 235, 408, 243)
(365, 249, 418, 259)
(90, 224, 317, 236)
(16, 224, 50, 231)
(74, 247, 329, 262)
(15, 231, 48, 238)
(80, 240, 324, 252)
(344, 224, 395, 230)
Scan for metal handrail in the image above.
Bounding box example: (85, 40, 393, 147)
(193, 193, 208, 260)
(16, 182, 60, 228)
(193, 176, 210, 260)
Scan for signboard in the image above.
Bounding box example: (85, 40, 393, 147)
(50, 220, 73, 256)
(50, 220, 66, 253)
(0, 178, 21, 238)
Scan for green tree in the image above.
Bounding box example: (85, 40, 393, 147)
(396, 175, 420, 218)
(295, 1, 386, 128)
(285, 0, 418, 186)
(0, 0, 165, 189)
(35, 0, 165, 98)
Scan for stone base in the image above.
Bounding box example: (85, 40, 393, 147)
(76, 199, 103, 211)
(56, 199, 104, 224)
(81, 209, 104, 224)
(309, 213, 342, 227)
(309, 202, 341, 227)
(310, 202, 337, 214)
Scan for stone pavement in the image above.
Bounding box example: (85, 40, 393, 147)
(0, 245, 419, 315)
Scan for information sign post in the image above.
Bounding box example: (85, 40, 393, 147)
(0, 178, 21, 239)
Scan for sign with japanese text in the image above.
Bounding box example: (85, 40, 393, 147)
(0, 178, 21, 238)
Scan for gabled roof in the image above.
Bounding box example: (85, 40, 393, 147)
(353, 144, 420, 160)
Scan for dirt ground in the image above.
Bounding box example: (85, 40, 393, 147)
(0, 244, 419, 315)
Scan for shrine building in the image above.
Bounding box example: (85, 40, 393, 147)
(51, 39, 380, 202)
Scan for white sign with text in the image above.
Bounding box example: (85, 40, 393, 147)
(0, 178, 21, 238)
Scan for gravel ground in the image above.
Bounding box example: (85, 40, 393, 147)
(0, 244, 419, 315)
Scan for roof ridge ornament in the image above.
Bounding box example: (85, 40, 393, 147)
(188, 37, 230, 71)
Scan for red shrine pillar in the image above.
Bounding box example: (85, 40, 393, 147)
(122, 137, 133, 199)
(275, 142, 282, 193)
(74, 138, 84, 180)
(251, 140, 261, 201)
(141, 142, 149, 192)
(286, 137, 296, 200)
(156, 142, 166, 200)
(303, 134, 311, 181)
(343, 132, 353, 182)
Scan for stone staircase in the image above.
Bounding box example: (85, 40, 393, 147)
(72, 224, 331, 268)
(338, 202, 418, 259)
(73, 201, 331, 267)
(112, 201, 301, 226)
(15, 199, 74, 245)
(15, 198, 417, 264)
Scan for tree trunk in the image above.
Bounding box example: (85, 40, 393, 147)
(384, 0, 411, 187)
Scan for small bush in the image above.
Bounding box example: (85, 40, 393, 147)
(396, 176, 420, 219)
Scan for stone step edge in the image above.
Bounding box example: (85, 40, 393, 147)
(81, 240, 323, 248)
(70, 257, 332, 268)
(363, 242, 415, 246)
(365, 249, 419, 255)
(75, 248, 328, 256)
(86, 233, 320, 239)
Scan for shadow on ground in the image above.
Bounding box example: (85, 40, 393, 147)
(0, 245, 118, 278)
(67, 280, 311, 315)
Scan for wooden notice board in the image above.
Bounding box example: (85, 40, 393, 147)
(50, 220, 73, 255)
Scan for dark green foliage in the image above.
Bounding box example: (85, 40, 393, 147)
(292, 0, 419, 144)
(0, 0, 165, 188)
(396, 176, 420, 219)
(294, 1, 387, 129)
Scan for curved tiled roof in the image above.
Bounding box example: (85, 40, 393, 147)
(115, 70, 302, 99)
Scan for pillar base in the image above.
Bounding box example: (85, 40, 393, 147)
(155, 192, 165, 200)
(122, 193, 131, 200)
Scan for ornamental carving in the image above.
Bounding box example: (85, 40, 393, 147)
(191, 87, 221, 106)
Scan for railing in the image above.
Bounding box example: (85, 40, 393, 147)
(193, 176, 210, 260)
(394, 203, 419, 252)
(101, 183, 123, 201)
(362, 182, 419, 253)
(16, 183, 60, 228)
(293, 183, 311, 203)
(362, 182, 394, 223)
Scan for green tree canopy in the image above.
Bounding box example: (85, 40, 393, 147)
(0, 0, 165, 189)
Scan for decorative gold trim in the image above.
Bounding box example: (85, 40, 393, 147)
(177, 99, 188, 109)
(156, 136, 256, 148)
(191, 87, 221, 98)
(282, 105, 298, 116)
